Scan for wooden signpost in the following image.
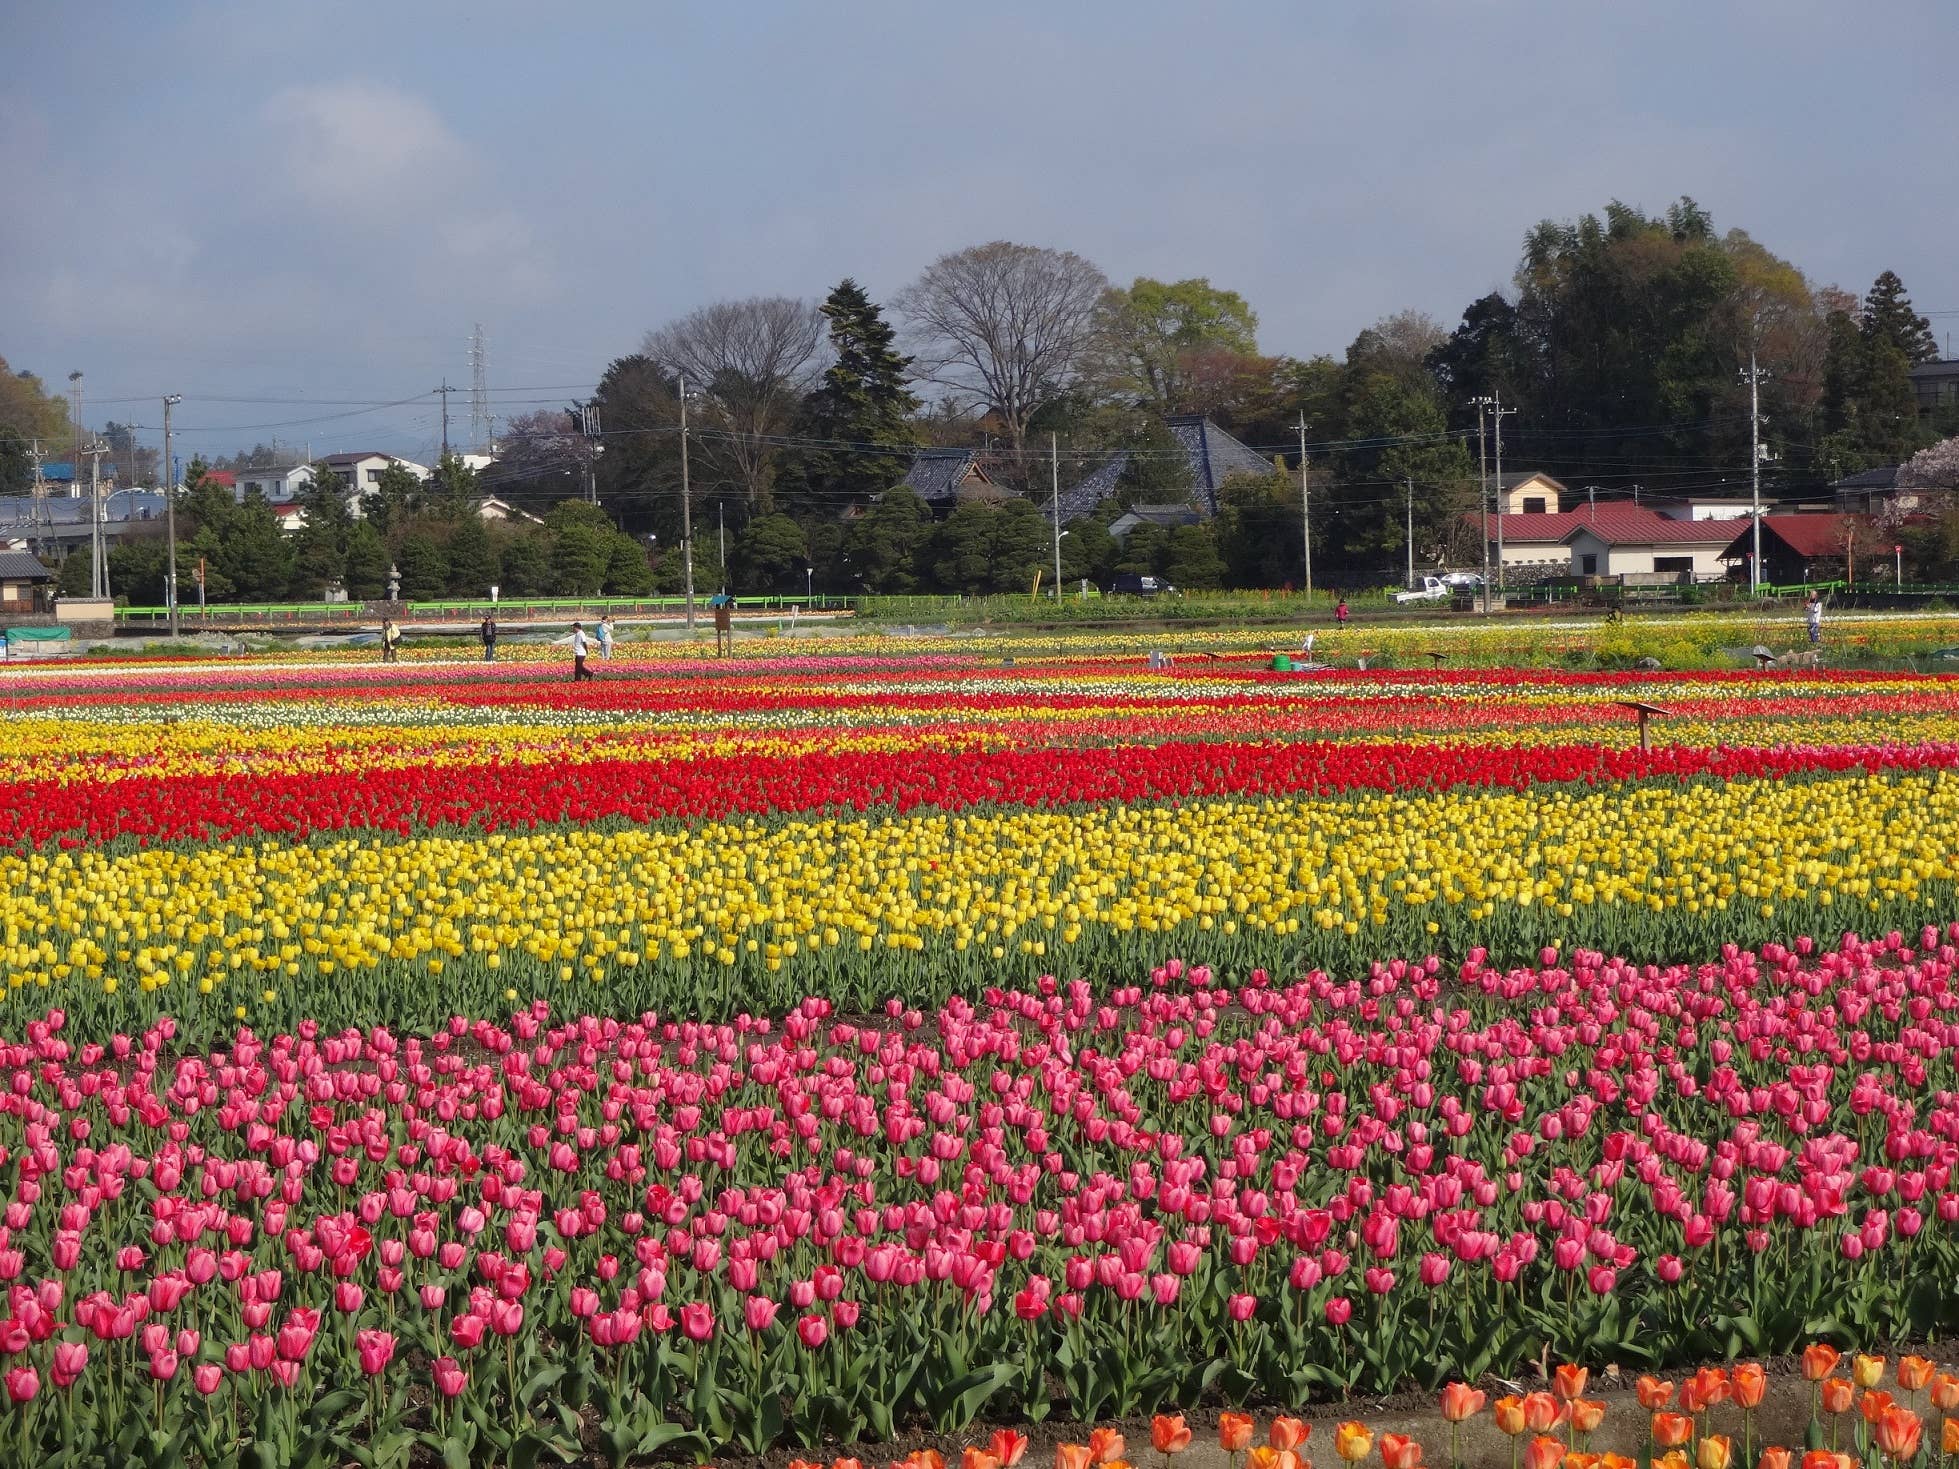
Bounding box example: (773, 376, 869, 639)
(1617, 700, 1674, 753)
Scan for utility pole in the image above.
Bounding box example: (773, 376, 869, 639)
(679, 374, 696, 633)
(578, 403, 601, 504)
(1050, 433, 1064, 601)
(163, 395, 182, 636)
(717, 501, 726, 581)
(1405, 477, 1415, 589)
(1490, 391, 1516, 598)
(433, 380, 455, 459)
(87, 438, 110, 599)
(1296, 414, 1313, 601)
(1742, 344, 1769, 594)
(29, 441, 49, 536)
(1472, 398, 1491, 614)
(68, 371, 83, 501)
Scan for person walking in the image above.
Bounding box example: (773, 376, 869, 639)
(1335, 598, 1350, 627)
(1806, 591, 1823, 647)
(480, 612, 497, 664)
(570, 621, 594, 681)
(380, 618, 401, 664)
(597, 614, 615, 660)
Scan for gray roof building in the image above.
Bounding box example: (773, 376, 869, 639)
(900, 448, 996, 504)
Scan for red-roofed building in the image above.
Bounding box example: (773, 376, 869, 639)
(1471, 507, 1752, 580)
(1718, 514, 1894, 585)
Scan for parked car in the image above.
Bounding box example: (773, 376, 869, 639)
(1110, 574, 1178, 596)
(1395, 576, 1451, 604)
(1438, 571, 1486, 589)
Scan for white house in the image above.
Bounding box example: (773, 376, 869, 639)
(475, 496, 542, 525)
(317, 452, 430, 499)
(1563, 511, 1748, 581)
(235, 465, 311, 502)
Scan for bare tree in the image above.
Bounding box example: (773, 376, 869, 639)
(642, 297, 825, 509)
(894, 242, 1108, 468)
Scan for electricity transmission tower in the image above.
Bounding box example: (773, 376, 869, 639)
(468, 324, 491, 452)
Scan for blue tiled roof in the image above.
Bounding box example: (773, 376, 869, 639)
(1165, 415, 1273, 516)
(901, 448, 982, 503)
(1057, 454, 1127, 522)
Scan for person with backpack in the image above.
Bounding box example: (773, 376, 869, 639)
(480, 613, 497, 663)
(380, 618, 401, 664)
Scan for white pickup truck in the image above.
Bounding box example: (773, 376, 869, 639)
(1395, 576, 1450, 604)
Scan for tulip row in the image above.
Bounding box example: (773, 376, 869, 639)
(4, 935, 1959, 1461)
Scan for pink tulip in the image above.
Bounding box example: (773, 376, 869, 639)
(355, 1329, 396, 1375)
(433, 1356, 467, 1398)
(795, 1313, 828, 1349)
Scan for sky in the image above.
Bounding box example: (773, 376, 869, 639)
(6, 0, 1957, 466)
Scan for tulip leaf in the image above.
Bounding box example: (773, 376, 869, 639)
(924, 1361, 1016, 1433)
(443, 1438, 474, 1469)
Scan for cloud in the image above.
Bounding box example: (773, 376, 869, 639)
(262, 80, 557, 307)
(268, 82, 471, 212)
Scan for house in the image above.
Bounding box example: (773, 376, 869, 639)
(1719, 513, 1892, 586)
(475, 497, 543, 525)
(0, 550, 55, 612)
(1563, 511, 1749, 581)
(1830, 464, 1922, 517)
(901, 448, 1001, 507)
(316, 452, 430, 500)
(234, 465, 311, 502)
(271, 503, 310, 534)
(1911, 360, 1959, 419)
(1496, 472, 1569, 515)
(1638, 492, 1761, 522)
(1108, 504, 1205, 539)
(1054, 415, 1275, 524)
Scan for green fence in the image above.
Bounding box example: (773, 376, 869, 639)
(113, 595, 843, 623)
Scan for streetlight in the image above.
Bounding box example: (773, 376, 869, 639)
(805, 565, 813, 604)
(163, 395, 181, 636)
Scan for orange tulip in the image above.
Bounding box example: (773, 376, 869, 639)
(1564, 1455, 1600, 1469)
(1800, 1453, 1854, 1469)
(913, 1454, 948, 1469)
(1494, 1398, 1528, 1437)
(1874, 1406, 1921, 1461)
(1090, 1431, 1127, 1466)
(1057, 1447, 1094, 1469)
(1804, 1346, 1842, 1382)
(1654, 1415, 1696, 1449)
(1597, 1457, 1635, 1469)
(1943, 1418, 1959, 1455)
(790, 1460, 826, 1469)
(1555, 1366, 1590, 1403)
(1271, 1419, 1309, 1454)
(1901, 1356, 1934, 1393)
(1247, 1450, 1281, 1469)
(964, 1452, 1000, 1469)
(1757, 1451, 1790, 1469)
(834, 1460, 865, 1469)
(992, 1434, 1030, 1469)
(1380, 1436, 1423, 1469)
(1733, 1365, 1767, 1411)
(1933, 1375, 1959, 1413)
(1524, 1393, 1566, 1434)
(1854, 1356, 1886, 1390)
(1152, 1417, 1193, 1457)
(1441, 1384, 1488, 1423)
(1655, 1455, 1690, 1469)
(1685, 1369, 1734, 1415)
(1525, 1436, 1566, 1469)
(1819, 1380, 1856, 1416)
(1221, 1416, 1257, 1454)
(1639, 1377, 1677, 1411)
(1861, 1391, 1897, 1428)
(1570, 1401, 1606, 1437)
(1697, 1436, 1733, 1469)
(1336, 1425, 1374, 1463)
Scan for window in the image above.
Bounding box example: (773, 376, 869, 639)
(1523, 497, 1548, 514)
(1654, 556, 1693, 574)
(1580, 554, 1598, 575)
(367, 468, 382, 484)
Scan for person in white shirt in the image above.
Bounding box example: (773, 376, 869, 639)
(1806, 592, 1823, 647)
(570, 622, 594, 681)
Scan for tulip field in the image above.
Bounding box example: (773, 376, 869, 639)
(4, 649, 1959, 1466)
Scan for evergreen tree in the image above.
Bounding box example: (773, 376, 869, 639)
(1215, 471, 1301, 588)
(1115, 418, 1195, 504)
(288, 465, 353, 597)
(395, 532, 449, 602)
(1162, 523, 1224, 589)
(424, 453, 479, 520)
(216, 497, 295, 600)
(1862, 271, 1939, 364)
(842, 486, 933, 592)
(499, 534, 551, 597)
(603, 534, 656, 596)
(343, 520, 389, 600)
(445, 515, 499, 596)
(0, 427, 31, 495)
(773, 280, 920, 516)
(730, 515, 808, 591)
(361, 463, 424, 537)
(550, 524, 611, 596)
